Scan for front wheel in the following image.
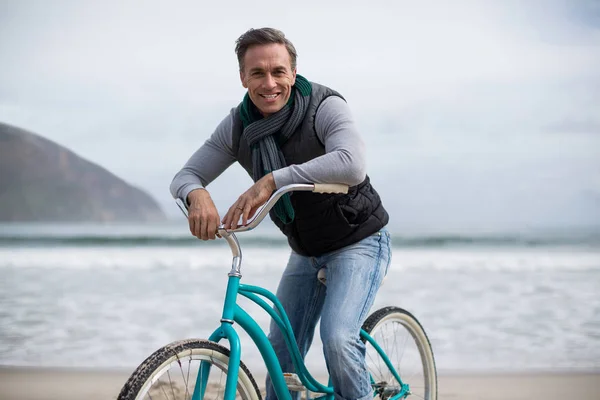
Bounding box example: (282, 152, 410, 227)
(117, 339, 262, 400)
(362, 307, 437, 400)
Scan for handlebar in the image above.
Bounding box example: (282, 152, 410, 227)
(176, 183, 349, 275)
(175, 183, 349, 236)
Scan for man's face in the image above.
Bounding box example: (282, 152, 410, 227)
(240, 43, 296, 117)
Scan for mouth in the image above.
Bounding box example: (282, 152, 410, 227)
(259, 93, 280, 103)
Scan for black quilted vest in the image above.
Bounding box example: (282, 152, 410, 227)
(231, 82, 389, 256)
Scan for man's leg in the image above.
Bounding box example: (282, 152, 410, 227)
(265, 251, 326, 400)
(319, 230, 392, 400)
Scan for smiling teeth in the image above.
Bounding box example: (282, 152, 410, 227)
(262, 94, 278, 99)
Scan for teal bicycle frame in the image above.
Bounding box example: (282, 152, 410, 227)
(177, 184, 409, 400)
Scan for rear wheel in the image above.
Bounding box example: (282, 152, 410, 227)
(362, 307, 437, 400)
(117, 339, 262, 400)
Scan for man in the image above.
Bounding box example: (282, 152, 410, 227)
(170, 27, 391, 400)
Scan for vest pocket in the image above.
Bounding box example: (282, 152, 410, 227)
(335, 202, 359, 228)
(337, 188, 374, 226)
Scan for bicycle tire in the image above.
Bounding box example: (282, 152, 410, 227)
(117, 339, 262, 400)
(362, 306, 437, 400)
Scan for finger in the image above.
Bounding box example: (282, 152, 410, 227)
(189, 218, 197, 238)
(241, 203, 252, 226)
(231, 202, 245, 229)
(200, 214, 208, 240)
(222, 208, 235, 230)
(221, 203, 234, 229)
(212, 213, 221, 239)
(191, 215, 201, 238)
(221, 210, 229, 229)
(207, 217, 217, 240)
(231, 208, 241, 229)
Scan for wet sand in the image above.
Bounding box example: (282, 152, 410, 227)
(0, 366, 598, 400)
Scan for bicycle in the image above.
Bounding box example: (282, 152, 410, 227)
(117, 183, 437, 400)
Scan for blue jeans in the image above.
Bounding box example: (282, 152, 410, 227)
(266, 229, 392, 400)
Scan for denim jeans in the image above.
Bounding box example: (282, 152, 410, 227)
(265, 229, 392, 400)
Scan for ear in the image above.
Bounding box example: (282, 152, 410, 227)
(291, 68, 297, 86)
(240, 70, 248, 89)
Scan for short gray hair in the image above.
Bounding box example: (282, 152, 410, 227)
(235, 28, 298, 72)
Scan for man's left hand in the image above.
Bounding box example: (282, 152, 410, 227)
(222, 173, 276, 230)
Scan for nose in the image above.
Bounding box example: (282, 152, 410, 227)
(263, 73, 276, 90)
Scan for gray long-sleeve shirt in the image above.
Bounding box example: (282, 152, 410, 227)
(170, 96, 366, 202)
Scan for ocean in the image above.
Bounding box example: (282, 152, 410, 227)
(1, 222, 599, 375)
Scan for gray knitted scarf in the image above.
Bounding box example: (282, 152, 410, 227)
(240, 75, 312, 224)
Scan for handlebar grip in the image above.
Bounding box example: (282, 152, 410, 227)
(313, 183, 349, 194)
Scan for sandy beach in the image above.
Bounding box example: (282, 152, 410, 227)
(0, 366, 598, 400)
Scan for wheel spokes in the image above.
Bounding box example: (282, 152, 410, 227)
(365, 314, 434, 400)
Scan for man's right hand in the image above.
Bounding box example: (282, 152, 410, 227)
(187, 189, 221, 240)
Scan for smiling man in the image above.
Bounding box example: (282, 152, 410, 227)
(170, 28, 390, 400)
(242, 43, 295, 115)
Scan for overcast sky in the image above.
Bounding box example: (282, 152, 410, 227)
(1, 0, 599, 233)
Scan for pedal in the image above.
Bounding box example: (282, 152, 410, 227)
(283, 372, 305, 392)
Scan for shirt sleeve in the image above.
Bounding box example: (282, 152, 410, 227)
(169, 110, 237, 202)
(272, 96, 367, 188)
